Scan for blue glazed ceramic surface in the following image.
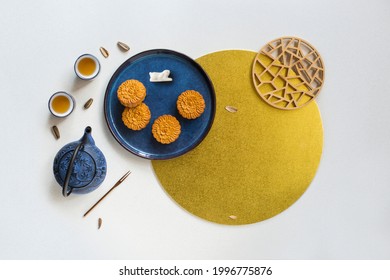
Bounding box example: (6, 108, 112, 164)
(104, 49, 216, 160)
(53, 127, 107, 195)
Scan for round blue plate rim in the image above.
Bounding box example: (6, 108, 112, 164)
(104, 49, 216, 160)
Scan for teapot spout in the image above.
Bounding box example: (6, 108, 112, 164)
(81, 126, 95, 146)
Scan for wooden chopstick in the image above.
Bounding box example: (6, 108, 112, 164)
(83, 170, 131, 217)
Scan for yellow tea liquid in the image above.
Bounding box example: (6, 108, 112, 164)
(52, 95, 70, 114)
(77, 57, 96, 76)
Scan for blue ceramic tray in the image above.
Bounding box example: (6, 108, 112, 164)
(104, 49, 216, 160)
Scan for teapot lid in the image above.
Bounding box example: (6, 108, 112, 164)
(56, 147, 97, 188)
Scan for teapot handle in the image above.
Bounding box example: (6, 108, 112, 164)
(62, 142, 84, 197)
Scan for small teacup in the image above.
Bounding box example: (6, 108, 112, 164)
(74, 54, 100, 80)
(48, 91, 75, 118)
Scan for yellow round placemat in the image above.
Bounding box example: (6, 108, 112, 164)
(152, 50, 323, 225)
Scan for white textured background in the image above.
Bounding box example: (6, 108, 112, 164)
(0, 0, 389, 259)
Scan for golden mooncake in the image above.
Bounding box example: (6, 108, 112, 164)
(117, 79, 146, 107)
(152, 115, 181, 144)
(122, 103, 151, 130)
(176, 90, 205, 119)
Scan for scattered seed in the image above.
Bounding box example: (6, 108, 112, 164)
(225, 106, 238, 113)
(84, 98, 93, 109)
(117, 41, 130, 52)
(229, 215, 237, 220)
(51, 125, 60, 140)
(98, 218, 102, 229)
(99, 47, 109, 58)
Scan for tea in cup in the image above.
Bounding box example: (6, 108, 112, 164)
(74, 54, 100, 80)
(48, 91, 75, 118)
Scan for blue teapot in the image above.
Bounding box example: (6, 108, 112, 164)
(53, 126, 107, 197)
